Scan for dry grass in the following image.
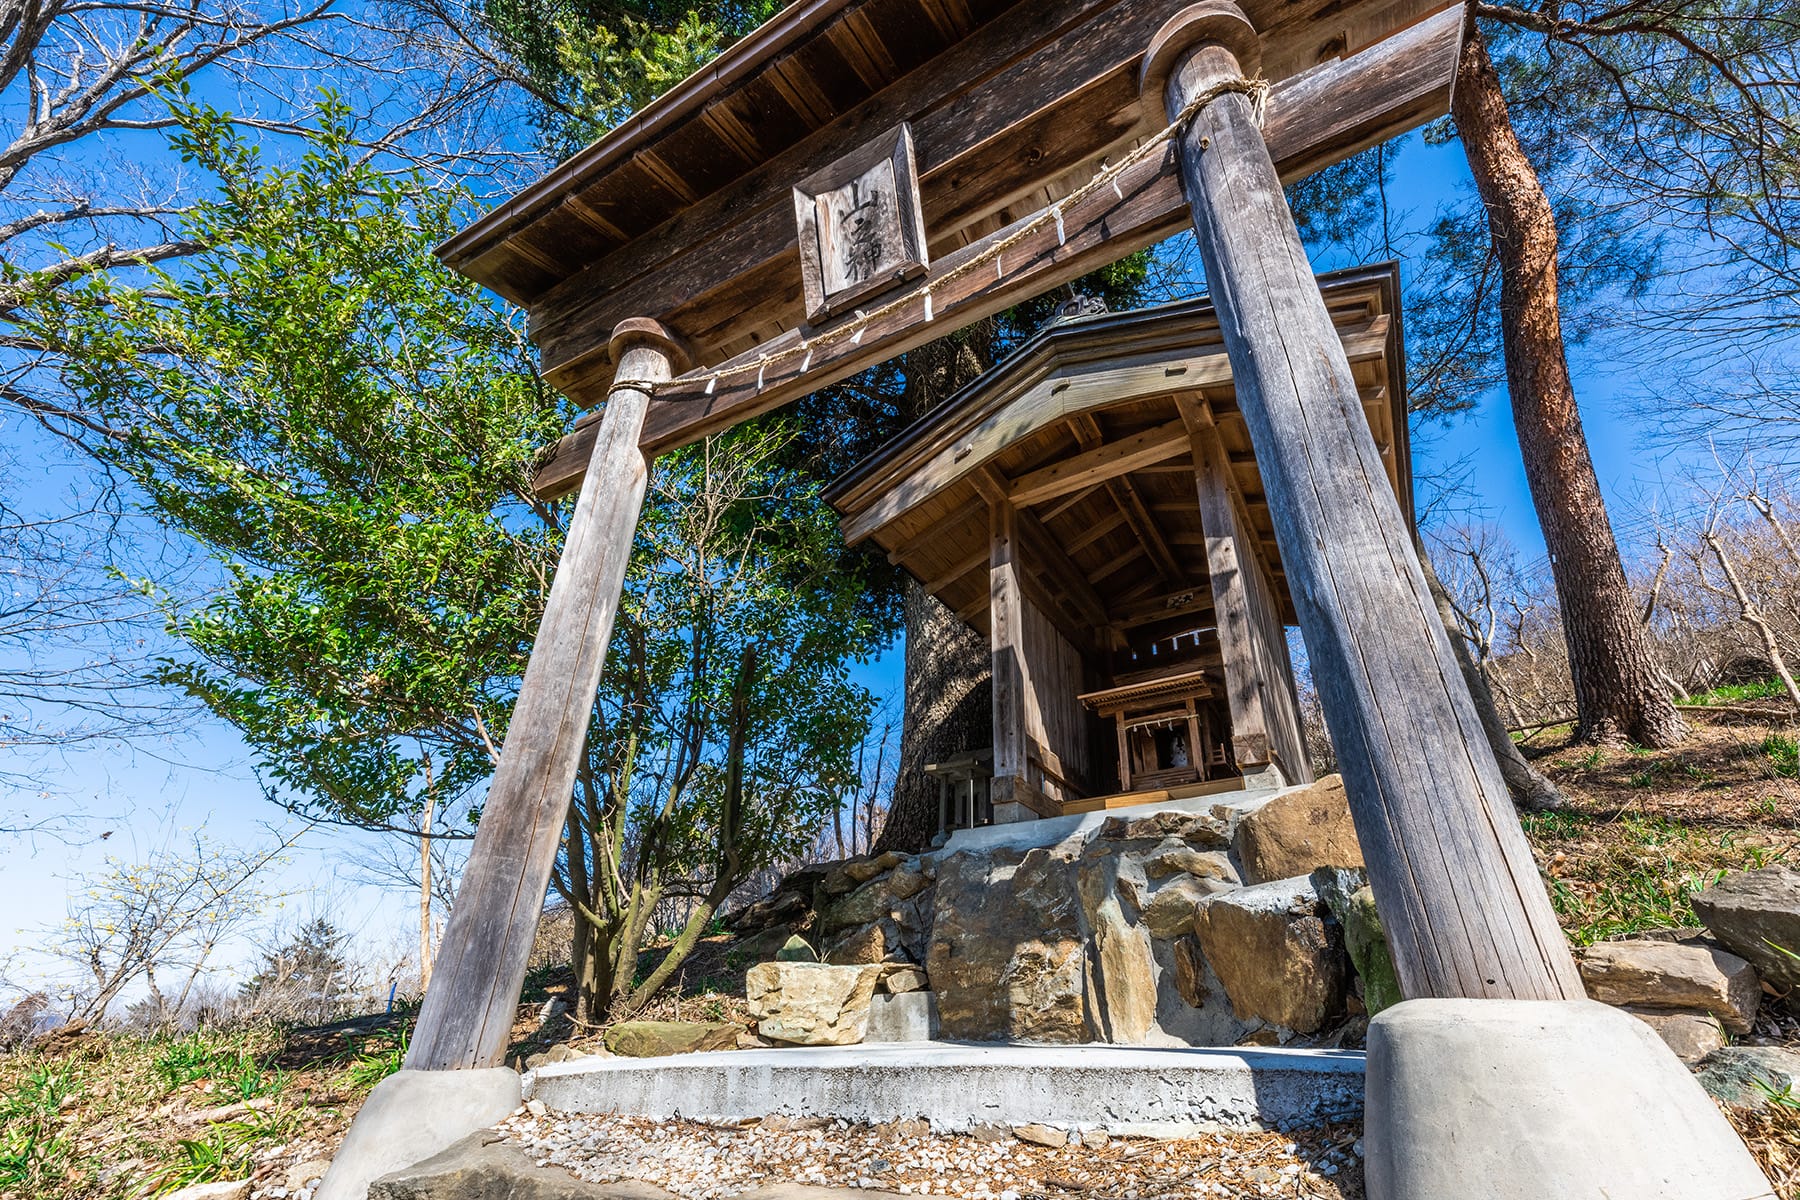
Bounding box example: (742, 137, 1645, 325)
(1735, 1101, 1800, 1198)
(1521, 706, 1800, 948)
(0, 1017, 407, 1199)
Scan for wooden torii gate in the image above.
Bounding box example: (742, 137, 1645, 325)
(410, 0, 1583, 1072)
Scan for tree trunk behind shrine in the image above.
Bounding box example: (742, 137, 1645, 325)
(875, 583, 992, 852)
(1453, 21, 1685, 749)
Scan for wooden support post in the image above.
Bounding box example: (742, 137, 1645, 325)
(1185, 404, 1312, 786)
(1145, 2, 1583, 1001)
(987, 493, 1033, 824)
(405, 320, 686, 1070)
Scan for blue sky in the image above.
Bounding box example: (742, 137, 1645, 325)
(0, 109, 1752, 999)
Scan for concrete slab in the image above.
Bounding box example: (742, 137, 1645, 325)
(943, 769, 1287, 856)
(526, 1042, 1363, 1133)
(1366, 999, 1774, 1200)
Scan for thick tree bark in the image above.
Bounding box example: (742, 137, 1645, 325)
(1418, 540, 1568, 812)
(875, 582, 992, 852)
(1453, 22, 1684, 749)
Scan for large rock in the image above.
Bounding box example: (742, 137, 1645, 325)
(1312, 867, 1402, 1016)
(1366, 999, 1775, 1200)
(370, 1130, 676, 1199)
(1100, 810, 1229, 847)
(1141, 841, 1238, 884)
(1140, 874, 1230, 939)
(1694, 1045, 1800, 1111)
(1231, 776, 1363, 884)
(822, 865, 931, 934)
(1691, 866, 1800, 991)
(1627, 1010, 1725, 1064)
(928, 845, 1092, 1042)
(1577, 940, 1759, 1033)
(1170, 935, 1212, 1008)
(602, 1021, 738, 1058)
(822, 920, 897, 965)
(1085, 865, 1158, 1043)
(745, 961, 882, 1045)
(844, 850, 907, 884)
(1192, 876, 1346, 1033)
(314, 1068, 522, 1200)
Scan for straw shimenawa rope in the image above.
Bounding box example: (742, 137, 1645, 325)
(606, 75, 1269, 404)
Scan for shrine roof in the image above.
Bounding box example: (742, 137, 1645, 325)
(821, 263, 1410, 631)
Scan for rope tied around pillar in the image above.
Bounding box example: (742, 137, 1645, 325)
(611, 75, 1268, 404)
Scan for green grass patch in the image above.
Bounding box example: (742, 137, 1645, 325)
(338, 1025, 407, 1090)
(1523, 812, 1788, 946)
(153, 1030, 284, 1100)
(1691, 678, 1787, 706)
(0, 1061, 79, 1195)
(1761, 733, 1800, 779)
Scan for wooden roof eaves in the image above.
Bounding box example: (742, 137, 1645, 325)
(820, 296, 1234, 516)
(823, 261, 1406, 531)
(436, 0, 869, 292)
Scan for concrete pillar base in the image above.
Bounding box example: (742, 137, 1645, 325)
(314, 1067, 521, 1200)
(1365, 999, 1772, 1200)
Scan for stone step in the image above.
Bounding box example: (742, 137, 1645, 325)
(525, 1042, 1364, 1135)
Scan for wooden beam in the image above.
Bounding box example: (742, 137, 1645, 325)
(1007, 417, 1189, 507)
(923, 547, 990, 594)
(529, 4, 1463, 495)
(1065, 508, 1128, 555)
(1016, 507, 1109, 629)
(1109, 587, 1215, 631)
(1087, 543, 1145, 586)
(1038, 482, 1105, 524)
(1069, 412, 1186, 588)
(1156, 7, 1582, 1001)
(1188, 404, 1310, 779)
(988, 495, 1032, 824)
(886, 495, 985, 564)
(405, 325, 682, 1070)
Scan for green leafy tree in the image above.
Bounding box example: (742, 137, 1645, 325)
(479, 0, 781, 154)
(19, 99, 886, 1022)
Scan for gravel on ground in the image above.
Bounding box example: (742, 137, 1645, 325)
(497, 1111, 1365, 1200)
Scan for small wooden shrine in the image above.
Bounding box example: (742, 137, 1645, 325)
(825, 266, 1409, 823)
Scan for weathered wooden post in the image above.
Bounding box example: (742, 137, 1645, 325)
(1143, 1, 1583, 1001)
(405, 319, 686, 1070)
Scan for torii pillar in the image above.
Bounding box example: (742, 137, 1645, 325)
(1144, 1, 1582, 1001)
(404, 319, 687, 1071)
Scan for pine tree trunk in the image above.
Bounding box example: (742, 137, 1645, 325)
(1453, 21, 1684, 749)
(874, 582, 992, 852)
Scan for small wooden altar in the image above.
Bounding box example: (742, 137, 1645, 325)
(1080, 667, 1221, 793)
(823, 265, 1413, 823)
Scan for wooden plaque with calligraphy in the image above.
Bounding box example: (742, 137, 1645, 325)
(792, 123, 929, 324)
